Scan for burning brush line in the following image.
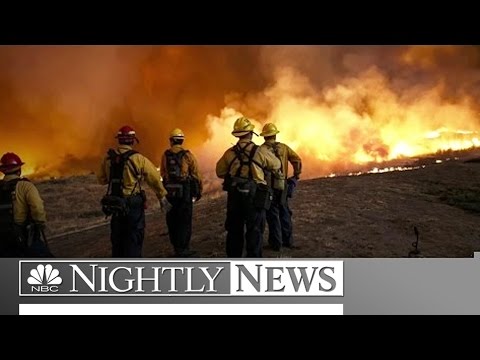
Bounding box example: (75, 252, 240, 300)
(3, 46, 480, 181)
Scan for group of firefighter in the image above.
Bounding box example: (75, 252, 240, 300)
(0, 117, 302, 258)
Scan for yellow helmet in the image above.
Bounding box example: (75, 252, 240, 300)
(170, 128, 185, 139)
(260, 123, 280, 138)
(232, 117, 255, 137)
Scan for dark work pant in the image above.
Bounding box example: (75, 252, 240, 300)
(0, 229, 21, 257)
(110, 195, 145, 258)
(0, 239, 24, 257)
(166, 197, 193, 254)
(225, 191, 266, 258)
(0, 225, 40, 257)
(0, 223, 24, 257)
(266, 196, 294, 248)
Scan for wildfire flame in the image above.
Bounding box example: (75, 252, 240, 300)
(1, 45, 480, 181)
(199, 66, 480, 179)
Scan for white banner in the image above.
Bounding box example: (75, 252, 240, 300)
(19, 303, 344, 315)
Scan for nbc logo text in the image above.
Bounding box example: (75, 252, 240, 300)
(27, 264, 63, 293)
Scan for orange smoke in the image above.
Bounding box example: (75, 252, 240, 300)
(200, 64, 480, 178)
(0, 45, 264, 178)
(1, 45, 480, 181)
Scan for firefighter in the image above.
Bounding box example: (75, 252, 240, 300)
(161, 128, 203, 257)
(97, 125, 172, 258)
(0, 152, 49, 257)
(260, 123, 302, 250)
(216, 117, 281, 258)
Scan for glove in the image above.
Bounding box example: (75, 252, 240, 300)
(287, 177, 298, 198)
(287, 176, 298, 187)
(160, 197, 173, 213)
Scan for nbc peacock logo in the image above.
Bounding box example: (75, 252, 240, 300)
(27, 264, 63, 293)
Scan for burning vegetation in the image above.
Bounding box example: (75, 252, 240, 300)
(1, 45, 480, 181)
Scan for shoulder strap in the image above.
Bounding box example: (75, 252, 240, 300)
(177, 150, 188, 163)
(106, 149, 139, 197)
(124, 150, 142, 194)
(226, 146, 239, 174)
(271, 142, 283, 169)
(264, 143, 280, 187)
(107, 148, 117, 160)
(166, 149, 188, 162)
(228, 142, 263, 179)
(165, 150, 189, 179)
(247, 145, 260, 180)
(0, 178, 22, 214)
(266, 142, 282, 160)
(179, 150, 192, 178)
(164, 149, 173, 167)
(229, 143, 249, 177)
(0, 178, 25, 192)
(273, 142, 281, 157)
(234, 145, 247, 177)
(109, 149, 138, 163)
(106, 149, 119, 196)
(123, 150, 140, 178)
(122, 150, 138, 159)
(249, 145, 259, 160)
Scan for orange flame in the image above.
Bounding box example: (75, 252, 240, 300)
(198, 66, 480, 179)
(1, 46, 480, 181)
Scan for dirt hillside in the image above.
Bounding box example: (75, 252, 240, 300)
(41, 157, 480, 258)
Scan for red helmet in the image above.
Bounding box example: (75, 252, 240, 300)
(115, 125, 139, 144)
(0, 152, 25, 173)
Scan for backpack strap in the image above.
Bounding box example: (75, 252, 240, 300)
(228, 142, 262, 180)
(247, 145, 260, 180)
(0, 178, 28, 193)
(272, 142, 282, 161)
(165, 150, 190, 181)
(106, 149, 119, 197)
(123, 150, 142, 195)
(178, 150, 191, 178)
(106, 149, 139, 197)
(123, 150, 140, 177)
(0, 178, 27, 221)
(266, 142, 283, 187)
(233, 144, 250, 178)
(227, 142, 249, 176)
(174, 150, 188, 167)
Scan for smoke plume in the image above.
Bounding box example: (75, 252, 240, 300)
(1, 45, 480, 181)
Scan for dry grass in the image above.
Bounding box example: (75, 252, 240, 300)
(37, 174, 163, 237)
(37, 175, 108, 236)
(36, 152, 480, 258)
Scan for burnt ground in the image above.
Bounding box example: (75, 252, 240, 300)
(43, 156, 480, 258)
